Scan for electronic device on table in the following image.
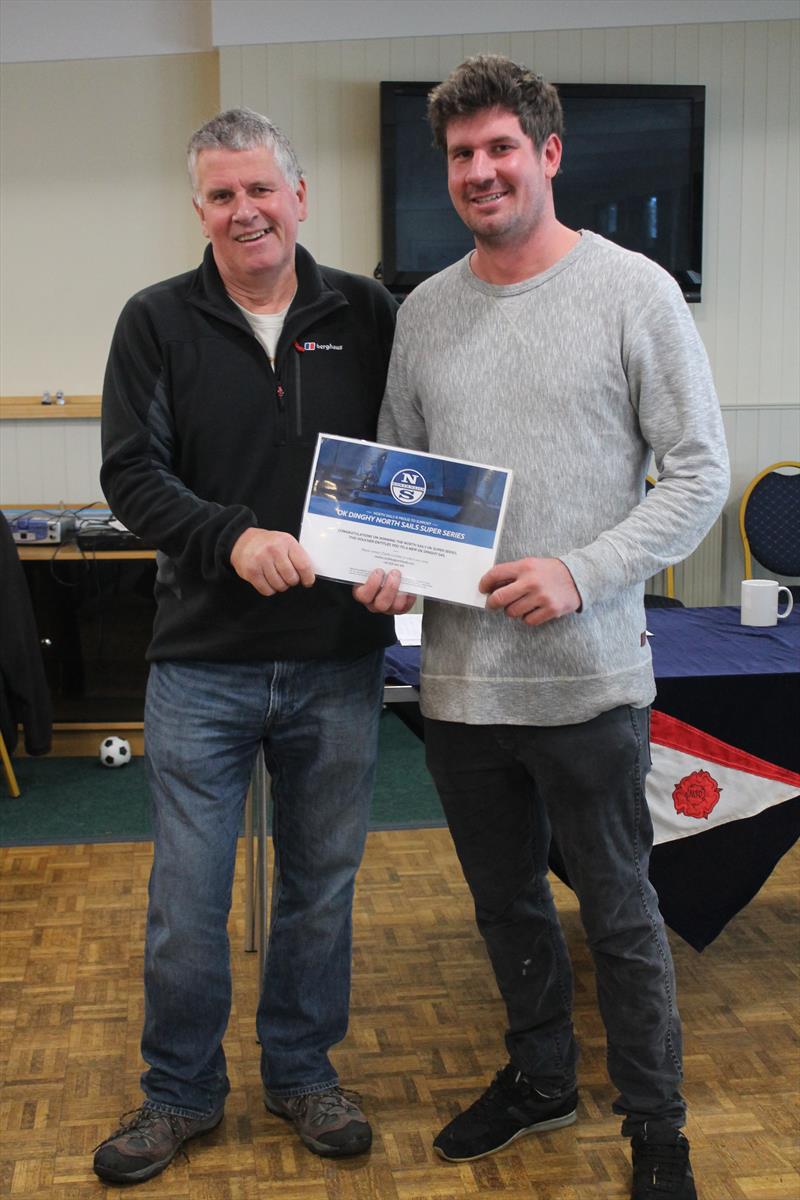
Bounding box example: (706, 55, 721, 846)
(76, 513, 146, 550)
(6, 510, 77, 543)
(5, 507, 148, 550)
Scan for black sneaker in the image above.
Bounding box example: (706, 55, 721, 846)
(433, 1063, 578, 1162)
(264, 1086, 372, 1157)
(630, 1121, 697, 1199)
(93, 1103, 224, 1184)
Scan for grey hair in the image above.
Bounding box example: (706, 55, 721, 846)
(187, 108, 303, 198)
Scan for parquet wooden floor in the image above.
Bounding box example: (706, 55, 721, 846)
(1, 830, 797, 1199)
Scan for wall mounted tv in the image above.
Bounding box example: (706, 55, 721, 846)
(379, 81, 705, 301)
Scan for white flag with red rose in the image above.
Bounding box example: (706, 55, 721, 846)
(647, 710, 800, 845)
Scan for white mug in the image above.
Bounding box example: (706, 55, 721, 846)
(740, 579, 794, 627)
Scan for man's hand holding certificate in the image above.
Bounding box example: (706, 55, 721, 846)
(299, 434, 513, 608)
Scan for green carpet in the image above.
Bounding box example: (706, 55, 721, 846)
(0, 711, 444, 847)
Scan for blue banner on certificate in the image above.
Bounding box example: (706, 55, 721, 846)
(299, 434, 512, 607)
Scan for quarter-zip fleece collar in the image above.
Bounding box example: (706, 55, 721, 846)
(186, 243, 348, 372)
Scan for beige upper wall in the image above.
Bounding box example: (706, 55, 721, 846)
(221, 20, 800, 412)
(4, 1, 797, 63)
(2, 21, 797, 405)
(1, 22, 798, 586)
(0, 51, 219, 395)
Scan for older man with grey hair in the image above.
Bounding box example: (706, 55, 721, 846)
(93, 109, 397, 1184)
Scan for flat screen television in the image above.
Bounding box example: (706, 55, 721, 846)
(379, 81, 705, 301)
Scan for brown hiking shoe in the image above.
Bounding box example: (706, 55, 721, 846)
(93, 1103, 224, 1183)
(264, 1086, 372, 1157)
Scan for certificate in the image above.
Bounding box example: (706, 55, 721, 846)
(299, 434, 512, 607)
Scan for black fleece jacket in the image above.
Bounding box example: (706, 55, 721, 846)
(100, 244, 397, 662)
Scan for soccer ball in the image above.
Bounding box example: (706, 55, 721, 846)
(99, 736, 132, 768)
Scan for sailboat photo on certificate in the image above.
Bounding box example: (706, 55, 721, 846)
(299, 433, 513, 608)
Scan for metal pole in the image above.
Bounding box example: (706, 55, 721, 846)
(243, 783, 256, 953)
(253, 752, 271, 981)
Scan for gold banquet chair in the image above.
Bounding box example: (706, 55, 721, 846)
(0, 731, 20, 798)
(739, 461, 800, 585)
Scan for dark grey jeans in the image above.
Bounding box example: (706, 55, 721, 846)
(425, 704, 685, 1132)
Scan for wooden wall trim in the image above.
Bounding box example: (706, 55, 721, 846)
(0, 396, 101, 420)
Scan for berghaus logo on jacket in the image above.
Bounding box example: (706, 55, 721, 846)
(294, 340, 343, 352)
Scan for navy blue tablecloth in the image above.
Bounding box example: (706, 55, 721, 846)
(385, 606, 799, 767)
(383, 606, 800, 949)
(386, 605, 799, 683)
(648, 604, 798, 679)
(647, 605, 799, 773)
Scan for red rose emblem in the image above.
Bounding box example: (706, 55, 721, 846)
(672, 770, 722, 820)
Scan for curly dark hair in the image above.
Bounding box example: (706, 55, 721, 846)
(428, 55, 563, 153)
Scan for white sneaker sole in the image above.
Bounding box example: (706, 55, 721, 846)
(434, 1107, 577, 1162)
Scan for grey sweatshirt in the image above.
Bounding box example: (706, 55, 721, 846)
(378, 232, 730, 726)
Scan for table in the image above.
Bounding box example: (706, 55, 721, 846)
(14, 518, 797, 951)
(10, 513, 156, 732)
(645, 604, 799, 771)
(645, 606, 799, 947)
(384, 607, 800, 950)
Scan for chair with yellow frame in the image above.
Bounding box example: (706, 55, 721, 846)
(739, 461, 800, 597)
(0, 732, 20, 798)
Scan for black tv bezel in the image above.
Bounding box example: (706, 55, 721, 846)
(379, 80, 706, 301)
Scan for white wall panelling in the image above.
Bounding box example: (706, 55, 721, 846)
(218, 20, 800, 603)
(219, 20, 800, 396)
(2, 18, 798, 606)
(0, 419, 102, 507)
(672, 517, 724, 609)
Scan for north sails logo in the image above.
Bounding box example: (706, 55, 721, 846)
(295, 340, 343, 352)
(390, 469, 427, 505)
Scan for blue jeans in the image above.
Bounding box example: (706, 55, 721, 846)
(425, 705, 685, 1133)
(140, 650, 384, 1117)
